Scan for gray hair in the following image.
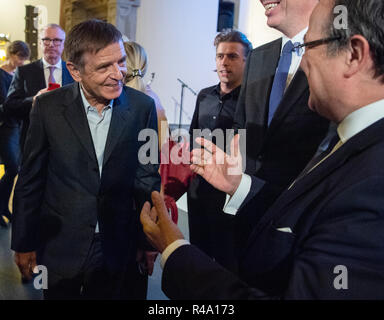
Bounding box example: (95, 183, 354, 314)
(326, 0, 384, 80)
(40, 23, 66, 37)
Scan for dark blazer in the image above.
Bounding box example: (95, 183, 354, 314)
(162, 117, 384, 300)
(232, 38, 330, 244)
(11, 83, 161, 282)
(4, 59, 73, 146)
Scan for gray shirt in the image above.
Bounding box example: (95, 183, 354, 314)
(80, 85, 113, 232)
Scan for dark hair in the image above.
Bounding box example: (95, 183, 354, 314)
(326, 0, 384, 79)
(6, 40, 30, 59)
(64, 19, 122, 68)
(214, 30, 253, 58)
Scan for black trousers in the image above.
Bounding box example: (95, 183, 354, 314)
(187, 177, 238, 273)
(43, 234, 147, 300)
(0, 125, 20, 215)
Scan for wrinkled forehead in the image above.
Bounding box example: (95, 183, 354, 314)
(41, 27, 65, 39)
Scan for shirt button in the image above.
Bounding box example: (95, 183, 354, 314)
(213, 116, 216, 120)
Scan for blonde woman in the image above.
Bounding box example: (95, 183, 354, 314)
(124, 41, 186, 226)
(124, 41, 168, 149)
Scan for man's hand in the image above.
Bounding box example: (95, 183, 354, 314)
(140, 191, 184, 253)
(33, 88, 50, 104)
(190, 134, 243, 196)
(14, 251, 37, 281)
(136, 249, 158, 276)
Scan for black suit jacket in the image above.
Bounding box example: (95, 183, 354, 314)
(3, 59, 73, 146)
(162, 117, 384, 300)
(11, 83, 160, 281)
(232, 38, 330, 243)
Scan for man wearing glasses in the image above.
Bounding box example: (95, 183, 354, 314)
(141, 0, 384, 299)
(4, 23, 73, 151)
(231, 0, 332, 251)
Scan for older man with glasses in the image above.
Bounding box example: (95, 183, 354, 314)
(4, 23, 74, 151)
(142, 0, 384, 300)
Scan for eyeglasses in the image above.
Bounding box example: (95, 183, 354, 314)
(41, 38, 64, 46)
(293, 36, 341, 56)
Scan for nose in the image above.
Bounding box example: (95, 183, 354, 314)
(221, 55, 230, 66)
(111, 63, 125, 80)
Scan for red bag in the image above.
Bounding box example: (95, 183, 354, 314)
(160, 139, 196, 224)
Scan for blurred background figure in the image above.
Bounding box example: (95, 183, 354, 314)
(0, 40, 30, 227)
(187, 30, 252, 272)
(124, 41, 168, 149)
(3, 24, 73, 152)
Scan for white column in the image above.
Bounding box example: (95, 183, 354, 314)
(115, 0, 140, 41)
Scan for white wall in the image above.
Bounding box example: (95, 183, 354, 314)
(238, 0, 281, 48)
(136, 0, 281, 126)
(0, 0, 60, 42)
(136, 0, 220, 125)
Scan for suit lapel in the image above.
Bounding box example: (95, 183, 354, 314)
(267, 68, 308, 133)
(36, 60, 46, 88)
(103, 88, 132, 167)
(250, 118, 384, 239)
(63, 83, 98, 164)
(61, 61, 73, 85)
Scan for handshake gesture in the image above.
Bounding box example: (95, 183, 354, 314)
(141, 134, 244, 252)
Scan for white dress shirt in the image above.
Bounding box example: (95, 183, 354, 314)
(42, 58, 63, 86)
(281, 27, 308, 90)
(224, 99, 384, 215)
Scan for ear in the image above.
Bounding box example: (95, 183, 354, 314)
(66, 61, 82, 82)
(344, 35, 372, 79)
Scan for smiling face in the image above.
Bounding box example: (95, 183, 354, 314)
(216, 42, 246, 93)
(73, 41, 127, 107)
(259, 0, 318, 38)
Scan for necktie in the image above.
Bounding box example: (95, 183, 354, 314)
(268, 40, 294, 125)
(292, 133, 341, 185)
(48, 66, 56, 84)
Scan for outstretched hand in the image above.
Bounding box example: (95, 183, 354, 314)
(190, 134, 243, 196)
(140, 191, 184, 253)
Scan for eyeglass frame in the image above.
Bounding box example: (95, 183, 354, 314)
(41, 38, 64, 46)
(292, 36, 342, 56)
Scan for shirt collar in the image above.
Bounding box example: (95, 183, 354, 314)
(42, 57, 62, 69)
(79, 84, 113, 113)
(211, 83, 241, 99)
(337, 99, 384, 143)
(281, 27, 308, 56)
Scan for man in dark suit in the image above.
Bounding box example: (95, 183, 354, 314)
(232, 0, 331, 247)
(4, 23, 74, 150)
(141, 0, 384, 299)
(11, 19, 160, 300)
